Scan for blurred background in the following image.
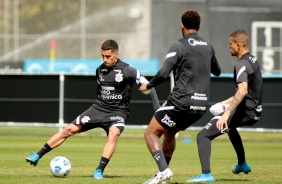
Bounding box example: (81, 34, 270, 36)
(1, 0, 282, 73)
(0, 0, 281, 129)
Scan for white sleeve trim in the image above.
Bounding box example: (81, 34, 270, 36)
(237, 66, 246, 81)
(165, 52, 177, 60)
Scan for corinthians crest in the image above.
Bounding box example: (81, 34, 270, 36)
(115, 71, 123, 82)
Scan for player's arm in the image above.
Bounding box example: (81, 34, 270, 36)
(96, 67, 101, 96)
(139, 76, 160, 111)
(125, 65, 160, 111)
(225, 82, 248, 114)
(216, 82, 248, 130)
(220, 96, 234, 105)
(216, 61, 250, 130)
(210, 47, 221, 76)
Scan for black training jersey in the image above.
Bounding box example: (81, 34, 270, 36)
(94, 59, 142, 116)
(147, 33, 221, 114)
(234, 52, 263, 118)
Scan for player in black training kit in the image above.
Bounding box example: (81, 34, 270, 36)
(186, 30, 263, 182)
(140, 10, 221, 184)
(26, 39, 160, 179)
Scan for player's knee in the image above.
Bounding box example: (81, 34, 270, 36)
(197, 130, 206, 141)
(108, 132, 120, 142)
(108, 127, 121, 141)
(60, 125, 79, 137)
(60, 128, 73, 137)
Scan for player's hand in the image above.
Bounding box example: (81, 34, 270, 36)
(216, 113, 229, 130)
(139, 83, 148, 93)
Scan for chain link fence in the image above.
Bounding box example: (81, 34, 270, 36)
(0, 0, 150, 65)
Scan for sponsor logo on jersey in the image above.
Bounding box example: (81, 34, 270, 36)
(115, 71, 123, 82)
(101, 89, 122, 100)
(110, 116, 125, 123)
(188, 38, 207, 46)
(101, 68, 108, 72)
(101, 89, 111, 95)
(161, 114, 176, 127)
(256, 105, 262, 112)
(190, 106, 206, 111)
(99, 75, 104, 81)
(101, 86, 115, 90)
(191, 93, 207, 101)
(249, 56, 257, 63)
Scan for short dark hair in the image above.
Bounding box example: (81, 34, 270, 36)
(101, 39, 119, 52)
(230, 30, 248, 43)
(181, 10, 200, 31)
(230, 29, 248, 40)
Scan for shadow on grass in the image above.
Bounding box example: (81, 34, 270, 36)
(215, 178, 251, 182)
(74, 174, 124, 178)
(162, 179, 251, 184)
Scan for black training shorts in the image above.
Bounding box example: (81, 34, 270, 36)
(72, 104, 128, 134)
(154, 101, 203, 130)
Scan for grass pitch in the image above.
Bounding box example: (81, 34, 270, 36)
(0, 126, 282, 184)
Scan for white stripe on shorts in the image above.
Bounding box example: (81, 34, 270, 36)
(211, 116, 221, 120)
(156, 106, 174, 112)
(76, 116, 80, 124)
(113, 123, 125, 127)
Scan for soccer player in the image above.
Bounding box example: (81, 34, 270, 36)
(26, 39, 160, 179)
(140, 10, 221, 184)
(186, 30, 263, 182)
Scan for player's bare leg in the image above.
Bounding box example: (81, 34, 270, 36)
(144, 117, 165, 153)
(94, 125, 121, 179)
(143, 117, 173, 184)
(47, 124, 82, 148)
(162, 128, 179, 165)
(26, 124, 82, 166)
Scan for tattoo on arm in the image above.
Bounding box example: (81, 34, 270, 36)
(226, 86, 248, 114)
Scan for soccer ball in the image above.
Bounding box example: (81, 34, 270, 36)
(50, 156, 71, 177)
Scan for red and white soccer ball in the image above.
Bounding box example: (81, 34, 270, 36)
(50, 156, 71, 177)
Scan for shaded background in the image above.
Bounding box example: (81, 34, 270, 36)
(0, 0, 281, 129)
(1, 0, 282, 73)
(0, 74, 281, 129)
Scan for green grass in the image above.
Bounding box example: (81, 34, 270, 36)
(0, 126, 282, 184)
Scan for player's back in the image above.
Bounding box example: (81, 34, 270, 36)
(169, 33, 218, 113)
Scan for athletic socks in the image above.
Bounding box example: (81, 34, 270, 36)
(165, 156, 171, 165)
(96, 156, 109, 171)
(37, 143, 52, 158)
(152, 150, 168, 172)
(228, 129, 246, 165)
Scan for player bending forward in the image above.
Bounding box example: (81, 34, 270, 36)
(26, 39, 160, 179)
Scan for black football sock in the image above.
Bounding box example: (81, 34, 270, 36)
(96, 157, 109, 171)
(37, 143, 52, 158)
(152, 150, 168, 172)
(165, 156, 171, 166)
(228, 129, 246, 165)
(197, 132, 212, 174)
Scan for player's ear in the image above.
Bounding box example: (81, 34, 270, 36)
(114, 51, 119, 58)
